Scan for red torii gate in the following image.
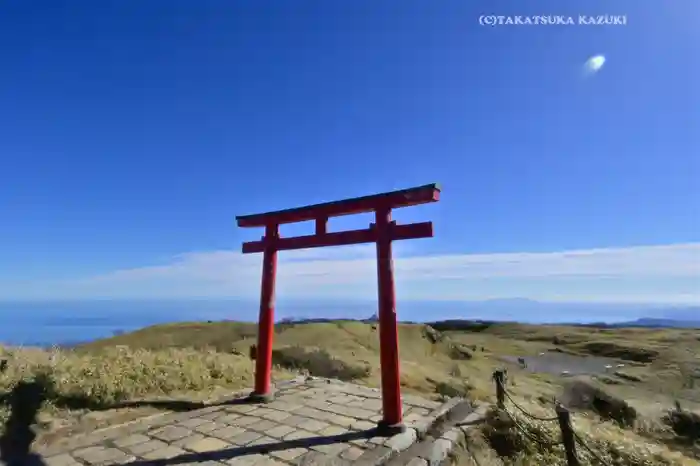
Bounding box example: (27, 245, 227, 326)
(235, 183, 440, 432)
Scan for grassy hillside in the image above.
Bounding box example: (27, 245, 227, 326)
(1, 320, 698, 464)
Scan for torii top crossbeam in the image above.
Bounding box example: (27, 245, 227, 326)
(236, 183, 440, 227)
(236, 183, 440, 253)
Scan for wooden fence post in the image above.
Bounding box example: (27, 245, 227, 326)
(492, 370, 505, 409)
(556, 403, 579, 466)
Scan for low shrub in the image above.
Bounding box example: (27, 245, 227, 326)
(271, 346, 370, 381)
(579, 341, 659, 363)
(430, 378, 473, 399)
(448, 344, 474, 361)
(422, 325, 443, 344)
(664, 404, 700, 444)
(562, 379, 638, 428)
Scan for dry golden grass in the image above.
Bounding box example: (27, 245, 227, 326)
(0, 345, 257, 406)
(1, 319, 698, 464)
(0, 344, 295, 439)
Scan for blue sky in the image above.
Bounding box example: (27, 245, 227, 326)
(1, 1, 698, 305)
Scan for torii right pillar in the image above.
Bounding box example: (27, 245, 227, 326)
(373, 205, 404, 432)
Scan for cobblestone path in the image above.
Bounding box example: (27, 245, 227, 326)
(28, 377, 455, 466)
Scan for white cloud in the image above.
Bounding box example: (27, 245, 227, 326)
(25, 242, 700, 304)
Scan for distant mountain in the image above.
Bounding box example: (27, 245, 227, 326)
(423, 300, 700, 326)
(611, 318, 700, 329)
(562, 317, 700, 329)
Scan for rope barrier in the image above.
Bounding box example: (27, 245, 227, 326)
(501, 405, 564, 447)
(494, 371, 614, 466)
(503, 387, 560, 422)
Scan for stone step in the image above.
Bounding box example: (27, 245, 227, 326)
(381, 404, 488, 466)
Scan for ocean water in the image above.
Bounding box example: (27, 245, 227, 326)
(0, 299, 385, 347)
(0, 299, 666, 347)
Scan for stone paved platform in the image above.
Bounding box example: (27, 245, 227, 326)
(30, 377, 462, 466)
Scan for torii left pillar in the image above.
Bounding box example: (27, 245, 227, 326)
(236, 183, 441, 433)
